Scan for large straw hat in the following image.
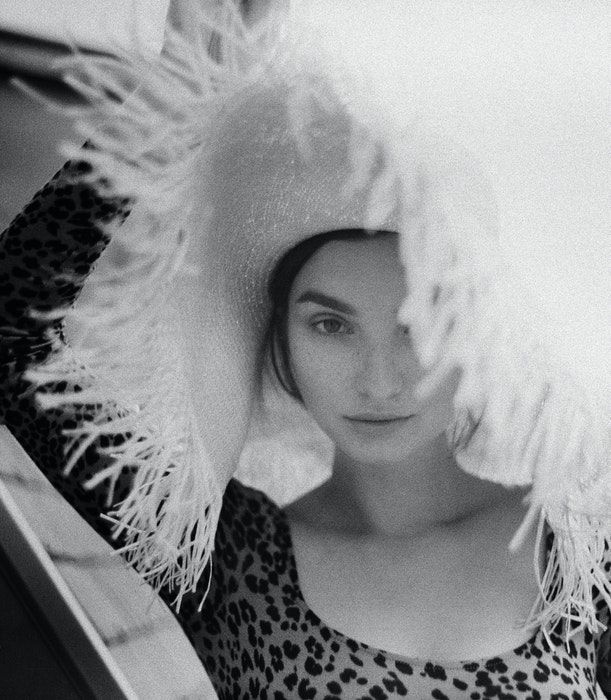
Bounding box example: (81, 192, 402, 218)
(26, 0, 609, 634)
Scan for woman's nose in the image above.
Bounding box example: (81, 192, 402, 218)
(354, 342, 412, 402)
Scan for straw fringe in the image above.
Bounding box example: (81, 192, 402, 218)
(25, 208, 223, 607)
(518, 507, 611, 643)
(24, 0, 609, 627)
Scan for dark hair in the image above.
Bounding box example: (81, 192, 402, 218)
(266, 229, 395, 401)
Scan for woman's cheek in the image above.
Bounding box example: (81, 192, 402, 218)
(290, 335, 350, 413)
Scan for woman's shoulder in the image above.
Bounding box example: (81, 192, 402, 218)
(594, 538, 611, 630)
(201, 477, 296, 615)
(544, 526, 611, 634)
(221, 478, 282, 525)
(215, 478, 293, 564)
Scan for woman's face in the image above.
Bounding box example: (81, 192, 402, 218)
(287, 234, 455, 465)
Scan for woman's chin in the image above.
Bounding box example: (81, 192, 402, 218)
(330, 415, 451, 465)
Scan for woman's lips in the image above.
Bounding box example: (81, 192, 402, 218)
(346, 414, 414, 422)
(344, 414, 415, 435)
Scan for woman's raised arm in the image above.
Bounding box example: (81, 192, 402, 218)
(0, 155, 131, 534)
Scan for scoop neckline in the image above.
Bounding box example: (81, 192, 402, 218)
(277, 504, 542, 670)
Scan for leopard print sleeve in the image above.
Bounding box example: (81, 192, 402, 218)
(0, 157, 132, 533)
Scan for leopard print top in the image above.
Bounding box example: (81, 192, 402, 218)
(1, 160, 610, 699)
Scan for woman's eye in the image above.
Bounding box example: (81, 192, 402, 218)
(312, 318, 349, 335)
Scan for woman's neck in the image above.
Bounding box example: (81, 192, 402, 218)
(291, 434, 525, 540)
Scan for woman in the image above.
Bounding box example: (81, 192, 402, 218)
(269, 229, 541, 659)
(1, 1, 609, 697)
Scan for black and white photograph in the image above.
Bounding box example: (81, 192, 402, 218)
(0, 2, 609, 698)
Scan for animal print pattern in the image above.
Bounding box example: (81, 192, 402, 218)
(1, 159, 610, 698)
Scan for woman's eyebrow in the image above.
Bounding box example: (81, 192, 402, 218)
(296, 290, 355, 315)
